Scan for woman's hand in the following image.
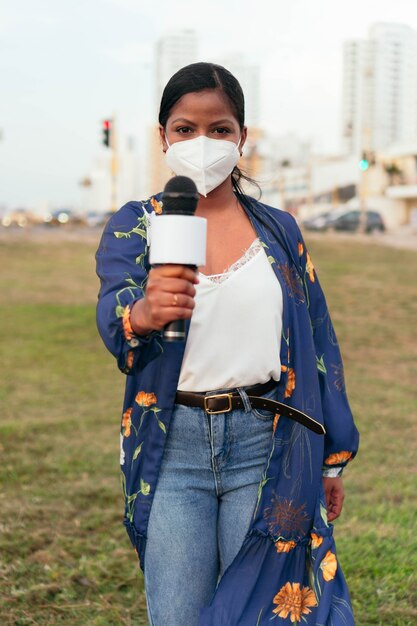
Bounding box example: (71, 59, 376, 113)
(322, 476, 345, 522)
(130, 264, 199, 335)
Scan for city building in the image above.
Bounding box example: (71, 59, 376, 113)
(380, 143, 417, 226)
(218, 54, 260, 128)
(155, 29, 199, 107)
(148, 29, 199, 195)
(256, 133, 312, 210)
(341, 23, 417, 156)
(216, 55, 262, 190)
(83, 129, 141, 213)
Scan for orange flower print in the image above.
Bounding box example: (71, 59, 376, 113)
(324, 451, 352, 465)
(264, 495, 309, 539)
(273, 413, 280, 433)
(135, 391, 157, 407)
(122, 304, 134, 341)
(320, 550, 337, 582)
(298, 241, 304, 256)
(310, 533, 323, 549)
(306, 252, 315, 283)
(275, 540, 296, 553)
(126, 350, 134, 369)
(284, 368, 296, 398)
(272, 581, 317, 622)
(279, 264, 305, 304)
(150, 196, 163, 214)
(122, 407, 132, 437)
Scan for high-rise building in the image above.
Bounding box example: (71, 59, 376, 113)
(219, 54, 260, 128)
(341, 23, 417, 156)
(155, 29, 199, 108)
(217, 55, 262, 186)
(148, 29, 199, 195)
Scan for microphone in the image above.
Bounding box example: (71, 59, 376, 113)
(163, 175, 199, 215)
(149, 176, 207, 342)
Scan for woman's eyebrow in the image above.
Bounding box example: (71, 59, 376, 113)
(208, 119, 235, 126)
(170, 118, 195, 125)
(170, 118, 235, 126)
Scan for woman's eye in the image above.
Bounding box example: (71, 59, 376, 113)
(176, 127, 193, 134)
(213, 128, 231, 134)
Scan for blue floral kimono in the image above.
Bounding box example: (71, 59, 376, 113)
(95, 193, 360, 625)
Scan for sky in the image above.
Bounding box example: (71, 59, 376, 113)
(1, 0, 417, 209)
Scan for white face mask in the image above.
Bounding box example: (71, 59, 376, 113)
(164, 134, 242, 197)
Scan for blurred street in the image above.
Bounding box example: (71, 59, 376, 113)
(1, 221, 417, 251)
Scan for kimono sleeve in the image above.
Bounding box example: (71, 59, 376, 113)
(95, 201, 163, 375)
(288, 216, 360, 473)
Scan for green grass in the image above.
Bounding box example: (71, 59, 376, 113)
(0, 233, 416, 625)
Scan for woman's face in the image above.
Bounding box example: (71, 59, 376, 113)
(159, 88, 247, 153)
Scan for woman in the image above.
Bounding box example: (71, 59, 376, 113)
(95, 62, 359, 626)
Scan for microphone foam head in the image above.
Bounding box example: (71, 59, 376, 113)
(162, 176, 199, 215)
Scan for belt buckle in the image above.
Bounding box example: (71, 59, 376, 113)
(204, 393, 233, 415)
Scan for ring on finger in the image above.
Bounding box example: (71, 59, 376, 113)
(172, 293, 178, 307)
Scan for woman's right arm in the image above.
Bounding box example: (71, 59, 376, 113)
(95, 201, 197, 375)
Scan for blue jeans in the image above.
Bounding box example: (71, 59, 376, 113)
(143, 384, 278, 626)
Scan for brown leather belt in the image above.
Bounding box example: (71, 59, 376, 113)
(175, 379, 325, 435)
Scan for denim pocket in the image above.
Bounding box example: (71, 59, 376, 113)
(251, 384, 278, 421)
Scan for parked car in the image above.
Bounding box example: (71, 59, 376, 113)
(302, 211, 332, 231)
(303, 209, 385, 233)
(1, 208, 41, 228)
(44, 209, 87, 226)
(331, 210, 385, 233)
(302, 209, 345, 232)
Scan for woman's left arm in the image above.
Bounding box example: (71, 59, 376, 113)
(285, 214, 360, 478)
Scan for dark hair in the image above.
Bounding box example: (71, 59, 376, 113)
(159, 62, 260, 199)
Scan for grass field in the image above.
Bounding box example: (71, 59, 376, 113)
(0, 229, 416, 625)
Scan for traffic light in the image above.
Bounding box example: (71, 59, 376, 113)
(359, 151, 369, 171)
(102, 119, 112, 147)
(359, 150, 376, 171)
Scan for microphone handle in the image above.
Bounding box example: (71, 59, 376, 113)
(162, 263, 197, 343)
(163, 319, 186, 342)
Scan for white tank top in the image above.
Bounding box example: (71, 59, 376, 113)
(177, 238, 283, 392)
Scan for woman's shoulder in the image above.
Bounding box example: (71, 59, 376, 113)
(105, 194, 164, 228)
(115, 194, 163, 218)
(245, 195, 300, 234)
